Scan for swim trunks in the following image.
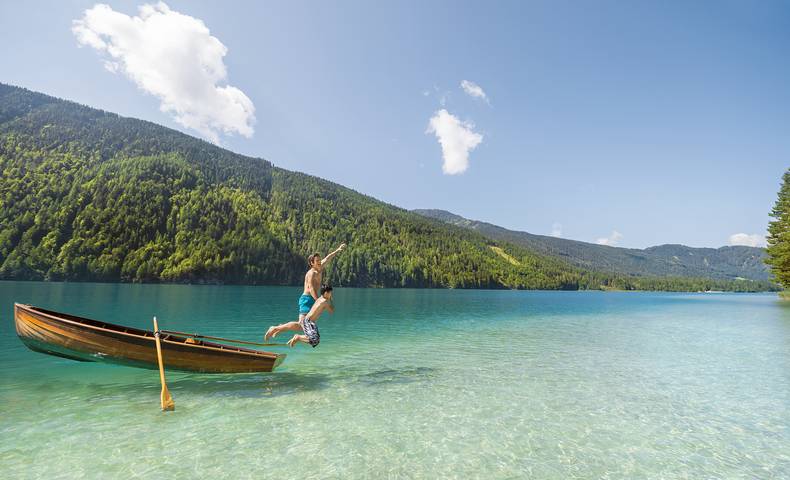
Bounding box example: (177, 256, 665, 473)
(301, 317, 320, 347)
(298, 294, 315, 315)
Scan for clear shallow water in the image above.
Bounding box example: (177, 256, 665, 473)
(1, 282, 789, 479)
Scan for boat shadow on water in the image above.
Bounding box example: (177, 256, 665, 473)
(19, 363, 439, 401)
(26, 371, 333, 401)
(160, 371, 333, 398)
(137, 366, 438, 399)
(159, 366, 439, 398)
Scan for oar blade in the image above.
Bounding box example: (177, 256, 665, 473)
(161, 386, 175, 411)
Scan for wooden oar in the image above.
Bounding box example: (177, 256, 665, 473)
(159, 329, 288, 348)
(153, 317, 175, 412)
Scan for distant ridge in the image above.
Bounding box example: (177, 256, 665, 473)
(413, 209, 770, 281)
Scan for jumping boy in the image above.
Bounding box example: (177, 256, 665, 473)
(264, 285, 334, 348)
(264, 244, 345, 342)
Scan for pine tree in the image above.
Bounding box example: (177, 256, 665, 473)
(766, 169, 790, 290)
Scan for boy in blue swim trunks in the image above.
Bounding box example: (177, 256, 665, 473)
(264, 244, 345, 342)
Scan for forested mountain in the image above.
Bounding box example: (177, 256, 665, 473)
(0, 84, 776, 291)
(413, 209, 770, 281)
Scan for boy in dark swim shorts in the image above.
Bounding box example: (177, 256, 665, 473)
(265, 244, 345, 341)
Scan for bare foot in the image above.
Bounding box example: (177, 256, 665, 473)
(287, 335, 299, 348)
(264, 326, 276, 341)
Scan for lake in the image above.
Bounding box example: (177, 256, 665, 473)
(1, 282, 788, 479)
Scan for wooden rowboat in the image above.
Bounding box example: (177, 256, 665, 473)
(14, 303, 286, 373)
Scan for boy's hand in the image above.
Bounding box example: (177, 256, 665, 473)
(322, 244, 347, 265)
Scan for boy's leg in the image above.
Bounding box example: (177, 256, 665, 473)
(265, 321, 302, 340)
(287, 334, 310, 347)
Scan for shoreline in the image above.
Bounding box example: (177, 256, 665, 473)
(0, 278, 779, 294)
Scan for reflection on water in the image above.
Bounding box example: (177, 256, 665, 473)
(1, 282, 788, 479)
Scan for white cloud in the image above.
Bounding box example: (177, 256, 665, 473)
(72, 2, 255, 144)
(460, 80, 489, 104)
(596, 230, 623, 246)
(728, 233, 766, 247)
(426, 109, 483, 175)
(550, 223, 562, 237)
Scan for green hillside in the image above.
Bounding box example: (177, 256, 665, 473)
(0, 84, 775, 291)
(414, 209, 770, 281)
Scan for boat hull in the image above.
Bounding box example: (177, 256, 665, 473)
(14, 303, 285, 373)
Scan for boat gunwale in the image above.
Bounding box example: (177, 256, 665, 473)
(14, 303, 283, 361)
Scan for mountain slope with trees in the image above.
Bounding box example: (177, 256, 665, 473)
(0, 84, 776, 291)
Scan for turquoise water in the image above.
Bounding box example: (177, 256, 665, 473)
(1, 282, 789, 479)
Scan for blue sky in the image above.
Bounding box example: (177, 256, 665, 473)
(1, 1, 787, 248)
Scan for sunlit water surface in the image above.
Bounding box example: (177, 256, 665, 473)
(1, 282, 789, 479)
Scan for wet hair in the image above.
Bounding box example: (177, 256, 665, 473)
(308, 253, 321, 265)
(320, 284, 333, 295)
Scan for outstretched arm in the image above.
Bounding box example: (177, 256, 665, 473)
(321, 243, 347, 265)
